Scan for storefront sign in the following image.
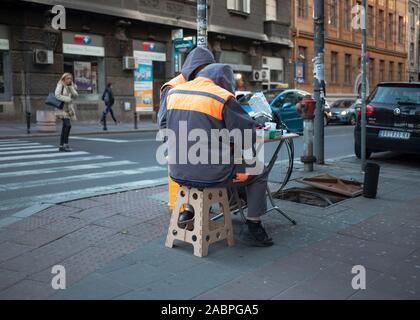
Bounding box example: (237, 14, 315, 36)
(62, 32, 105, 57)
(134, 59, 153, 112)
(133, 50, 166, 62)
(0, 39, 9, 50)
(174, 38, 194, 51)
(133, 40, 166, 62)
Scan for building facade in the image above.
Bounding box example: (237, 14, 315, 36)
(291, 0, 408, 102)
(0, 0, 293, 122)
(408, 0, 420, 81)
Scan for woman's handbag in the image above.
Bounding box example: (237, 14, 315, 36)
(45, 92, 64, 109)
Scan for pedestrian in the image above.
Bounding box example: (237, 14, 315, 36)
(101, 83, 118, 130)
(166, 63, 274, 247)
(55, 73, 78, 152)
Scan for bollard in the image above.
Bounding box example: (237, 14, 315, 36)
(103, 114, 107, 131)
(363, 162, 380, 199)
(297, 95, 317, 172)
(26, 111, 31, 134)
(134, 111, 138, 129)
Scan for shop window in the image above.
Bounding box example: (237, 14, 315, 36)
(0, 51, 11, 101)
(0, 53, 4, 95)
(63, 55, 105, 100)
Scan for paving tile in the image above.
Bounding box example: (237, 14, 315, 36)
(100, 262, 173, 289)
(0, 237, 88, 273)
(5, 216, 55, 232)
(28, 246, 126, 286)
(0, 229, 26, 244)
(0, 242, 34, 263)
(42, 217, 89, 236)
(96, 233, 146, 254)
(116, 263, 238, 300)
(50, 273, 133, 300)
(360, 273, 420, 299)
(301, 234, 414, 273)
(10, 228, 63, 247)
(36, 205, 82, 221)
(62, 198, 103, 210)
(0, 279, 57, 300)
(65, 225, 117, 246)
(93, 214, 146, 231)
(273, 261, 381, 300)
(124, 221, 167, 241)
(0, 269, 27, 292)
(69, 206, 117, 222)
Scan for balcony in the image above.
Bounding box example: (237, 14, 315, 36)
(264, 20, 292, 46)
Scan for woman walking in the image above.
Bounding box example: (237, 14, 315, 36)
(55, 73, 78, 152)
(101, 83, 118, 130)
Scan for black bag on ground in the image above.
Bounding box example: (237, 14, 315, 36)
(45, 92, 64, 109)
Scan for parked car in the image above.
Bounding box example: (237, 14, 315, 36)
(329, 99, 358, 125)
(354, 82, 420, 159)
(270, 89, 331, 133)
(263, 88, 287, 103)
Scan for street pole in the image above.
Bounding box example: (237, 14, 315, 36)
(197, 0, 207, 48)
(313, 0, 325, 165)
(360, 0, 367, 171)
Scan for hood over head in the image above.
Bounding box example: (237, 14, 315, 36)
(197, 63, 236, 94)
(181, 47, 216, 81)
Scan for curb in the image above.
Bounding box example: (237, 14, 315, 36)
(0, 180, 167, 228)
(0, 128, 159, 140)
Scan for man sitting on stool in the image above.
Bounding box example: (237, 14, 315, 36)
(166, 63, 273, 247)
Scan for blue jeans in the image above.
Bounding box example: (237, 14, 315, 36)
(102, 105, 117, 122)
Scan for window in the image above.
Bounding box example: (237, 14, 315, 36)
(343, 0, 351, 31)
(345, 54, 352, 84)
(398, 16, 404, 44)
(410, 43, 415, 65)
(369, 59, 375, 88)
(227, 0, 251, 14)
(411, 7, 416, 30)
(298, 0, 308, 18)
(329, 0, 337, 27)
(389, 61, 394, 81)
(64, 56, 103, 96)
(398, 63, 403, 81)
(388, 13, 394, 43)
(331, 51, 338, 83)
(379, 60, 385, 82)
(378, 10, 384, 40)
(367, 6, 374, 37)
(0, 53, 4, 95)
(266, 0, 277, 21)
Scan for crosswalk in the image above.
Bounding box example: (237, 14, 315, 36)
(0, 139, 167, 221)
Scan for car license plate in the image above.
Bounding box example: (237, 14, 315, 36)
(378, 130, 411, 140)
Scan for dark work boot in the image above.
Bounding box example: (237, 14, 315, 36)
(178, 205, 195, 231)
(243, 220, 274, 247)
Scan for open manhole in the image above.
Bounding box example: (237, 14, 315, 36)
(273, 187, 355, 208)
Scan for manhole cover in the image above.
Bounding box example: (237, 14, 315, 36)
(273, 187, 353, 208)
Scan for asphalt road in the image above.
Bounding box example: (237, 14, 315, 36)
(0, 124, 355, 222)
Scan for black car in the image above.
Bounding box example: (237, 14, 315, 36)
(354, 82, 420, 159)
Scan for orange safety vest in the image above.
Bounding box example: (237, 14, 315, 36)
(166, 76, 234, 120)
(160, 74, 187, 96)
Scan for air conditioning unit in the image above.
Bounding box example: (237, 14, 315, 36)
(252, 70, 263, 82)
(123, 56, 136, 70)
(33, 49, 54, 65)
(261, 68, 270, 82)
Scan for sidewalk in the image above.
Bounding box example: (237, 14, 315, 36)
(0, 121, 158, 139)
(0, 155, 419, 299)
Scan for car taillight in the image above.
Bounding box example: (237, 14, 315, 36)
(358, 104, 375, 117)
